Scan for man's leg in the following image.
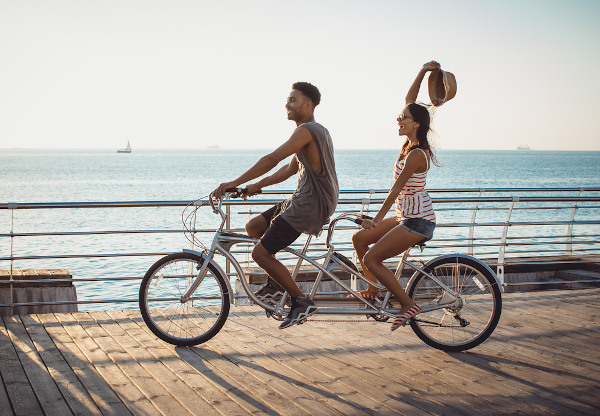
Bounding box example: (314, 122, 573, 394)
(252, 242, 304, 298)
(253, 233, 317, 329)
(252, 214, 304, 297)
(246, 215, 268, 239)
(250, 210, 317, 329)
(246, 204, 290, 304)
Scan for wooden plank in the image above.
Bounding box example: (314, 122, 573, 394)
(0, 369, 15, 416)
(19, 315, 103, 416)
(435, 343, 599, 414)
(1, 288, 599, 416)
(494, 302, 600, 371)
(143, 307, 297, 415)
(2, 315, 71, 416)
(225, 309, 440, 416)
(205, 312, 377, 416)
(90, 311, 221, 416)
(1, 316, 44, 416)
(288, 317, 521, 415)
(465, 301, 600, 411)
(323, 316, 586, 415)
(126, 308, 338, 414)
(312, 298, 596, 410)
(224, 314, 375, 415)
(36, 313, 133, 416)
(149, 308, 318, 416)
(332, 328, 564, 413)
(500, 296, 600, 364)
(59, 312, 159, 415)
(263, 312, 519, 416)
(291, 310, 563, 415)
(114, 310, 254, 416)
(71, 312, 190, 416)
(123, 311, 278, 416)
(226, 309, 418, 416)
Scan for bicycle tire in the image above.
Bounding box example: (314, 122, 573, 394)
(407, 255, 502, 352)
(139, 252, 230, 346)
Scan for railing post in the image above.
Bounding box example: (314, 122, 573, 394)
(566, 189, 582, 255)
(9, 204, 15, 315)
(497, 197, 517, 289)
(468, 189, 484, 255)
(360, 190, 375, 216)
(354, 191, 375, 267)
(226, 204, 231, 274)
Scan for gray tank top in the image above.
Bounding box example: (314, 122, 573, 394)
(280, 121, 339, 235)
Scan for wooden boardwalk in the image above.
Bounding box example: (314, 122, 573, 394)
(1, 288, 600, 416)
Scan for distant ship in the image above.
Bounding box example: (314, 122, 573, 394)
(517, 145, 530, 150)
(117, 140, 132, 153)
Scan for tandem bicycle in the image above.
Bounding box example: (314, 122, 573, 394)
(139, 189, 502, 352)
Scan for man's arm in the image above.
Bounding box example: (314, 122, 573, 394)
(212, 126, 313, 199)
(243, 155, 299, 197)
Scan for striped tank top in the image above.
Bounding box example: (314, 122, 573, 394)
(393, 148, 436, 222)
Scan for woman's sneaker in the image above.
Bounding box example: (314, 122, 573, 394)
(254, 279, 285, 305)
(279, 296, 317, 329)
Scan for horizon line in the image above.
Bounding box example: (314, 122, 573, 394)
(2, 147, 600, 152)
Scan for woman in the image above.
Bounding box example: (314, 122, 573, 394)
(352, 61, 441, 331)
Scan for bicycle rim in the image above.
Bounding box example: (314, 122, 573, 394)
(407, 256, 501, 352)
(140, 253, 230, 346)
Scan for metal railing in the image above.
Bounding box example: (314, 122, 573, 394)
(1, 188, 600, 312)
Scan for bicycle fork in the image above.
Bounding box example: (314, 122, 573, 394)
(179, 238, 219, 303)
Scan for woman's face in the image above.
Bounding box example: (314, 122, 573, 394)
(397, 107, 419, 136)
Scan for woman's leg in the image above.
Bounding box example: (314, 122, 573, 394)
(352, 217, 398, 296)
(362, 224, 424, 313)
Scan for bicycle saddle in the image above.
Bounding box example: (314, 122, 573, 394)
(220, 231, 250, 238)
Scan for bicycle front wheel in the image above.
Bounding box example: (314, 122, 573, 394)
(139, 252, 230, 346)
(407, 255, 502, 352)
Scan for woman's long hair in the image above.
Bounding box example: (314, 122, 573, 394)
(400, 103, 440, 166)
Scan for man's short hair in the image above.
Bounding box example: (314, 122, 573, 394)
(292, 82, 321, 107)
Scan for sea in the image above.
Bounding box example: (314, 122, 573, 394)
(1, 148, 599, 310)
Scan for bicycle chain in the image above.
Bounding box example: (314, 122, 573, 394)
(306, 318, 386, 323)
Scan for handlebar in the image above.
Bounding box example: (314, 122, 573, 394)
(325, 213, 373, 247)
(208, 187, 262, 212)
(352, 214, 373, 226)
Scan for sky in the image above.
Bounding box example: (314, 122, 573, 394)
(1, 0, 599, 151)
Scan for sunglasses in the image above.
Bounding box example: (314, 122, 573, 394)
(398, 113, 413, 121)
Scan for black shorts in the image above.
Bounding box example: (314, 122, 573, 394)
(260, 202, 302, 254)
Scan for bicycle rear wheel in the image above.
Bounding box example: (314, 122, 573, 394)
(139, 252, 230, 346)
(407, 255, 502, 352)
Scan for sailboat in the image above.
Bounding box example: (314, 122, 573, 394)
(117, 140, 132, 153)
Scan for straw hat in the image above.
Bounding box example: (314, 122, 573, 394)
(428, 69, 457, 106)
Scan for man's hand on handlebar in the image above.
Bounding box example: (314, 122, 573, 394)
(211, 181, 238, 200)
(242, 183, 262, 200)
(211, 182, 263, 201)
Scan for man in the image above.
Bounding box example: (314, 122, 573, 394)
(212, 82, 338, 329)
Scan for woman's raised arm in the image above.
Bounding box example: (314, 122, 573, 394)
(405, 60, 441, 105)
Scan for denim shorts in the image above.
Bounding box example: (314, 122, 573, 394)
(398, 218, 436, 242)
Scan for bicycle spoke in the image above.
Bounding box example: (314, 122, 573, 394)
(408, 255, 502, 352)
(140, 253, 230, 346)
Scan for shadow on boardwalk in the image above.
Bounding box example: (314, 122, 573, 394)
(1, 288, 599, 415)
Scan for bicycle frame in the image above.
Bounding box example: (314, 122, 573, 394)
(179, 195, 481, 320)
